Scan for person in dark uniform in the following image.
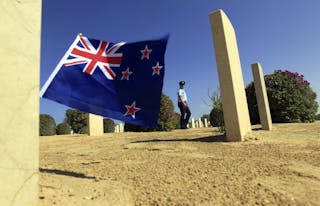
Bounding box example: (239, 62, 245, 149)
(177, 81, 191, 129)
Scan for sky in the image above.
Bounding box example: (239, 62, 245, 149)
(41, 0, 320, 124)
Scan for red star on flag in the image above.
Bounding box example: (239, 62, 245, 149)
(152, 62, 163, 76)
(140, 45, 152, 60)
(124, 101, 141, 119)
(121, 67, 133, 80)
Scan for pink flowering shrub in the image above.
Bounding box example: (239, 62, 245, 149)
(246, 70, 318, 123)
(157, 93, 179, 131)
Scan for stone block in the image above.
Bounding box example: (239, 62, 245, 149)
(114, 125, 119, 133)
(204, 118, 208, 127)
(209, 9, 252, 141)
(191, 118, 195, 128)
(251, 63, 272, 130)
(119, 123, 124, 133)
(88, 114, 104, 136)
(0, 0, 41, 205)
(198, 118, 203, 128)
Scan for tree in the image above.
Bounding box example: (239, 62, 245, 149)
(208, 89, 225, 133)
(103, 119, 115, 133)
(157, 93, 177, 131)
(64, 109, 88, 134)
(246, 70, 318, 123)
(56, 123, 72, 135)
(125, 93, 177, 132)
(40, 114, 56, 136)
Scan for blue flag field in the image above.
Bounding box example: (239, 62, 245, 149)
(40, 34, 168, 127)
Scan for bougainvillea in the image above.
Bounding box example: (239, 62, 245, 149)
(246, 69, 318, 123)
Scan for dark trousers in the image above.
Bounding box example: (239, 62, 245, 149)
(178, 102, 191, 129)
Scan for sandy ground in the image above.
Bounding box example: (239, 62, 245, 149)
(39, 122, 320, 206)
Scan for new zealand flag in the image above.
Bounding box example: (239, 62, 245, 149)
(40, 34, 168, 127)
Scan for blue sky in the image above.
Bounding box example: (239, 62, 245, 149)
(41, 0, 320, 124)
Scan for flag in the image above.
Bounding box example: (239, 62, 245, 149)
(40, 34, 168, 128)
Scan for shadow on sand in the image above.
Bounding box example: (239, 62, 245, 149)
(39, 168, 96, 179)
(131, 134, 227, 144)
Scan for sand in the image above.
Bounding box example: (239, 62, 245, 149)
(39, 122, 320, 205)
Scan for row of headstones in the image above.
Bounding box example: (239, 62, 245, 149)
(188, 118, 210, 128)
(114, 118, 212, 132)
(89, 117, 212, 135)
(1, 5, 273, 205)
(109, 118, 212, 133)
(114, 123, 124, 133)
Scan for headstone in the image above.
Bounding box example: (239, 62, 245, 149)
(88, 114, 104, 136)
(0, 0, 41, 205)
(198, 118, 203, 128)
(114, 125, 119, 133)
(209, 10, 252, 141)
(114, 125, 117, 133)
(204, 118, 208, 127)
(251, 63, 272, 130)
(191, 118, 195, 128)
(119, 123, 124, 133)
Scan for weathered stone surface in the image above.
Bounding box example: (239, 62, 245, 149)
(0, 0, 41, 205)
